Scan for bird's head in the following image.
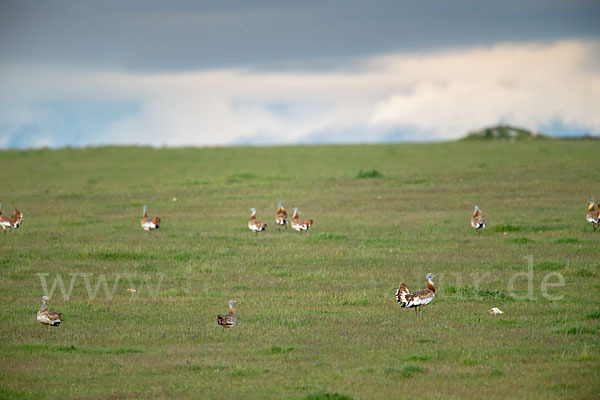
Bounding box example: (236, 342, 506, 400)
(250, 208, 257, 214)
(42, 296, 49, 302)
(278, 201, 284, 208)
(426, 273, 435, 281)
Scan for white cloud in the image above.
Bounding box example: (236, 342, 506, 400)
(369, 41, 600, 138)
(1, 40, 599, 148)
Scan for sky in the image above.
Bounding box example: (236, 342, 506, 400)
(1, 1, 599, 148)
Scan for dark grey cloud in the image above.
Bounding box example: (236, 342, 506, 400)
(1, 0, 599, 71)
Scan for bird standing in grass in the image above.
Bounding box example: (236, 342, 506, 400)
(248, 208, 267, 235)
(37, 296, 62, 330)
(471, 205, 486, 232)
(586, 200, 598, 231)
(396, 273, 436, 316)
(0, 202, 23, 233)
(291, 207, 313, 234)
(141, 205, 161, 230)
(275, 202, 289, 230)
(217, 300, 237, 330)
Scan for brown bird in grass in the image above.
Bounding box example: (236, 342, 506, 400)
(0, 202, 23, 233)
(217, 300, 237, 329)
(248, 208, 267, 235)
(291, 207, 313, 234)
(396, 273, 436, 316)
(275, 202, 289, 229)
(586, 200, 598, 231)
(470, 205, 486, 232)
(37, 296, 62, 330)
(141, 205, 161, 230)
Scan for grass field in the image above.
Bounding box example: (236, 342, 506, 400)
(0, 140, 599, 399)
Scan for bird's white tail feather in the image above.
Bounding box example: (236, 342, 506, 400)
(396, 283, 411, 305)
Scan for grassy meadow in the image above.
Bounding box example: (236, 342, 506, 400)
(0, 140, 599, 399)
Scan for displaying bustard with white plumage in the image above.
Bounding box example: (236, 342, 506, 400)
(141, 205, 161, 230)
(248, 208, 267, 235)
(291, 207, 313, 234)
(217, 300, 237, 329)
(0, 202, 23, 234)
(471, 205, 486, 232)
(37, 296, 62, 330)
(396, 273, 436, 316)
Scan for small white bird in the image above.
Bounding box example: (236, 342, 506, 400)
(37, 296, 62, 330)
(488, 307, 504, 315)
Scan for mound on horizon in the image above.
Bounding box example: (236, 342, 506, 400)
(462, 125, 548, 141)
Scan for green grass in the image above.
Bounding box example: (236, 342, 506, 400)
(586, 311, 600, 320)
(7, 344, 143, 354)
(356, 169, 383, 178)
(493, 224, 523, 232)
(384, 364, 425, 378)
(299, 392, 354, 400)
(1, 141, 599, 399)
(505, 236, 535, 244)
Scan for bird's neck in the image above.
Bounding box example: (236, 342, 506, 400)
(229, 304, 234, 314)
(427, 280, 435, 292)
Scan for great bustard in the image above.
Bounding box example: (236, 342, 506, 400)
(217, 300, 237, 330)
(586, 200, 598, 231)
(0, 202, 23, 234)
(275, 202, 289, 229)
(290, 207, 313, 234)
(471, 205, 486, 232)
(248, 208, 267, 235)
(141, 205, 161, 230)
(396, 273, 436, 316)
(37, 296, 62, 330)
